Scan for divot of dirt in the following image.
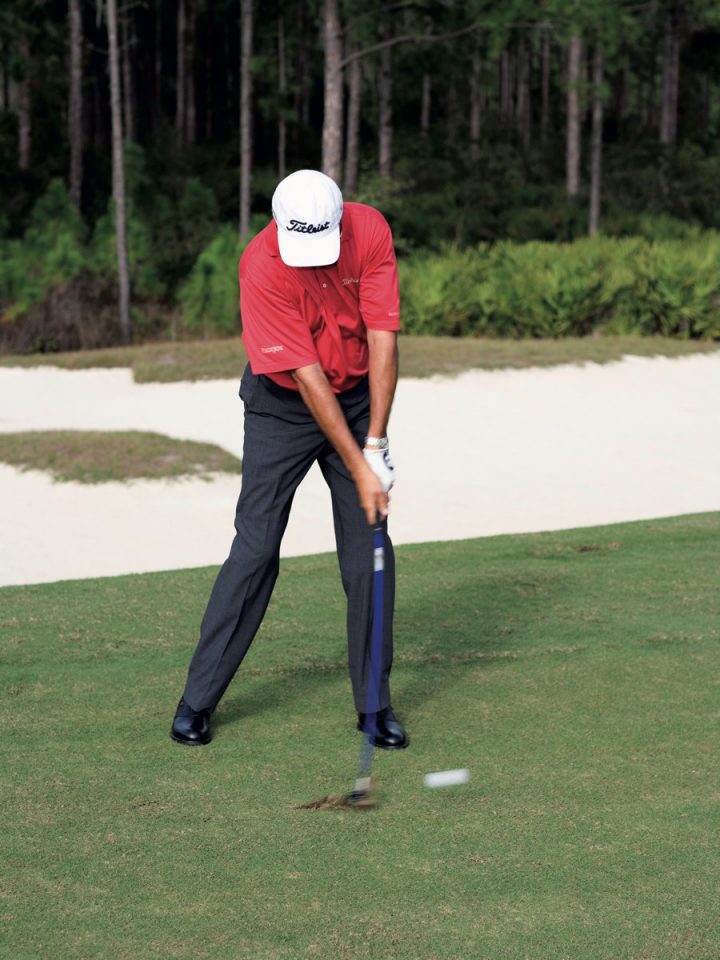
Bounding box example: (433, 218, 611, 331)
(296, 791, 376, 811)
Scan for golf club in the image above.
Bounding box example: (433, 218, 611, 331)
(342, 519, 385, 808)
(297, 519, 384, 811)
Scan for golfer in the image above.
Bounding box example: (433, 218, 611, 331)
(171, 169, 408, 751)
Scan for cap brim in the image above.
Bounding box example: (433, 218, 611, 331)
(277, 224, 340, 267)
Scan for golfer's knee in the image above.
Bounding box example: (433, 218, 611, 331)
(339, 552, 372, 589)
(228, 526, 281, 569)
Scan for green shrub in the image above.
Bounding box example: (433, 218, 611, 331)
(399, 234, 720, 339)
(476, 241, 606, 337)
(6, 187, 720, 350)
(179, 224, 251, 335)
(184, 226, 720, 342)
(398, 246, 488, 335)
(0, 180, 86, 321)
(146, 176, 219, 293)
(605, 234, 720, 337)
(89, 202, 165, 301)
(0, 175, 172, 352)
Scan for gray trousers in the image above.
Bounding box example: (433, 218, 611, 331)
(182, 365, 395, 714)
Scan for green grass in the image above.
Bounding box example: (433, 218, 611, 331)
(0, 431, 242, 482)
(0, 334, 717, 383)
(2, 513, 720, 959)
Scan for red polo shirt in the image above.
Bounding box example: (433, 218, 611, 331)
(239, 202, 400, 393)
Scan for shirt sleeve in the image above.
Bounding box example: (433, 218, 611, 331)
(239, 269, 319, 375)
(359, 214, 401, 331)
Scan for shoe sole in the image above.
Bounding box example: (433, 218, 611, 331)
(372, 739, 409, 750)
(357, 726, 410, 750)
(170, 731, 212, 746)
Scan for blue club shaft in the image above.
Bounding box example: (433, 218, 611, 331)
(359, 523, 385, 775)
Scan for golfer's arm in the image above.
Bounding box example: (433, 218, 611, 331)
(365, 329, 398, 443)
(290, 363, 366, 478)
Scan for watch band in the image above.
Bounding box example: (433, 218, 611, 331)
(364, 436, 389, 449)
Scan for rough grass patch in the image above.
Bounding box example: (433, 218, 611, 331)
(0, 335, 718, 383)
(0, 430, 242, 483)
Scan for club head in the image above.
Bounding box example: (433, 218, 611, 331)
(342, 775, 376, 809)
(341, 788, 376, 809)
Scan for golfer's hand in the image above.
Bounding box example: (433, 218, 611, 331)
(363, 447, 395, 493)
(355, 465, 389, 525)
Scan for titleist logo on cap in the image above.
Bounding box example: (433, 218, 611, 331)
(285, 219, 331, 234)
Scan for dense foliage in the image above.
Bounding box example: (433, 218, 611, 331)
(399, 233, 720, 339)
(6, 177, 717, 349)
(2, 1, 720, 348)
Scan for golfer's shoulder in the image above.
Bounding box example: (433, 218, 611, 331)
(344, 202, 393, 241)
(239, 221, 281, 282)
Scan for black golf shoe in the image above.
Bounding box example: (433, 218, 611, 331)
(357, 705, 409, 750)
(170, 697, 212, 746)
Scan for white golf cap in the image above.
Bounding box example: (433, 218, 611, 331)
(272, 169, 343, 267)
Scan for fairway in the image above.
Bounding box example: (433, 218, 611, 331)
(2, 513, 719, 959)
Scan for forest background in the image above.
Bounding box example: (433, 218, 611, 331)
(2, 0, 720, 354)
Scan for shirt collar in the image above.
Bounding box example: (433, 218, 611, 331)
(265, 221, 281, 257)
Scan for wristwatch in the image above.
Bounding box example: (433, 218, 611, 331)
(364, 436, 389, 450)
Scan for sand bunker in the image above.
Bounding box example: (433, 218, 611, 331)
(1, 351, 719, 586)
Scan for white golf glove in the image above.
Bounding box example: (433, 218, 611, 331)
(363, 447, 396, 493)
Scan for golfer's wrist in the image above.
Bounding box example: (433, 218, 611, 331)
(348, 448, 371, 477)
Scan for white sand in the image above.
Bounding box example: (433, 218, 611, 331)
(1, 352, 719, 587)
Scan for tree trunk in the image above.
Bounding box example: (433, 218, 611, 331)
(516, 36, 531, 149)
(239, 0, 253, 237)
(500, 47, 512, 122)
(469, 32, 481, 157)
(154, 1, 163, 123)
(121, 11, 135, 142)
(321, 0, 343, 183)
(204, 0, 214, 140)
(378, 28, 393, 178)
(294, 0, 311, 130)
(701, 73, 711, 139)
(613, 57, 627, 141)
(106, 0, 131, 344)
(540, 23, 550, 142)
(92, 68, 105, 150)
(647, 57, 658, 129)
(202, 7, 211, 138)
(17, 37, 31, 170)
(68, 0, 83, 207)
(0, 51, 6, 112)
(589, 44, 604, 236)
(277, 14, 287, 180)
(566, 32, 582, 197)
(185, 0, 196, 143)
(343, 37, 361, 194)
(446, 78, 458, 147)
(420, 73, 431, 135)
(176, 0, 186, 143)
(660, 12, 680, 144)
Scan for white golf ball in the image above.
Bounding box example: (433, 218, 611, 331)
(423, 768, 470, 789)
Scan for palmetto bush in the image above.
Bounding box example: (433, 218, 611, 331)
(400, 234, 720, 339)
(477, 241, 610, 337)
(396, 246, 486, 335)
(604, 236, 720, 338)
